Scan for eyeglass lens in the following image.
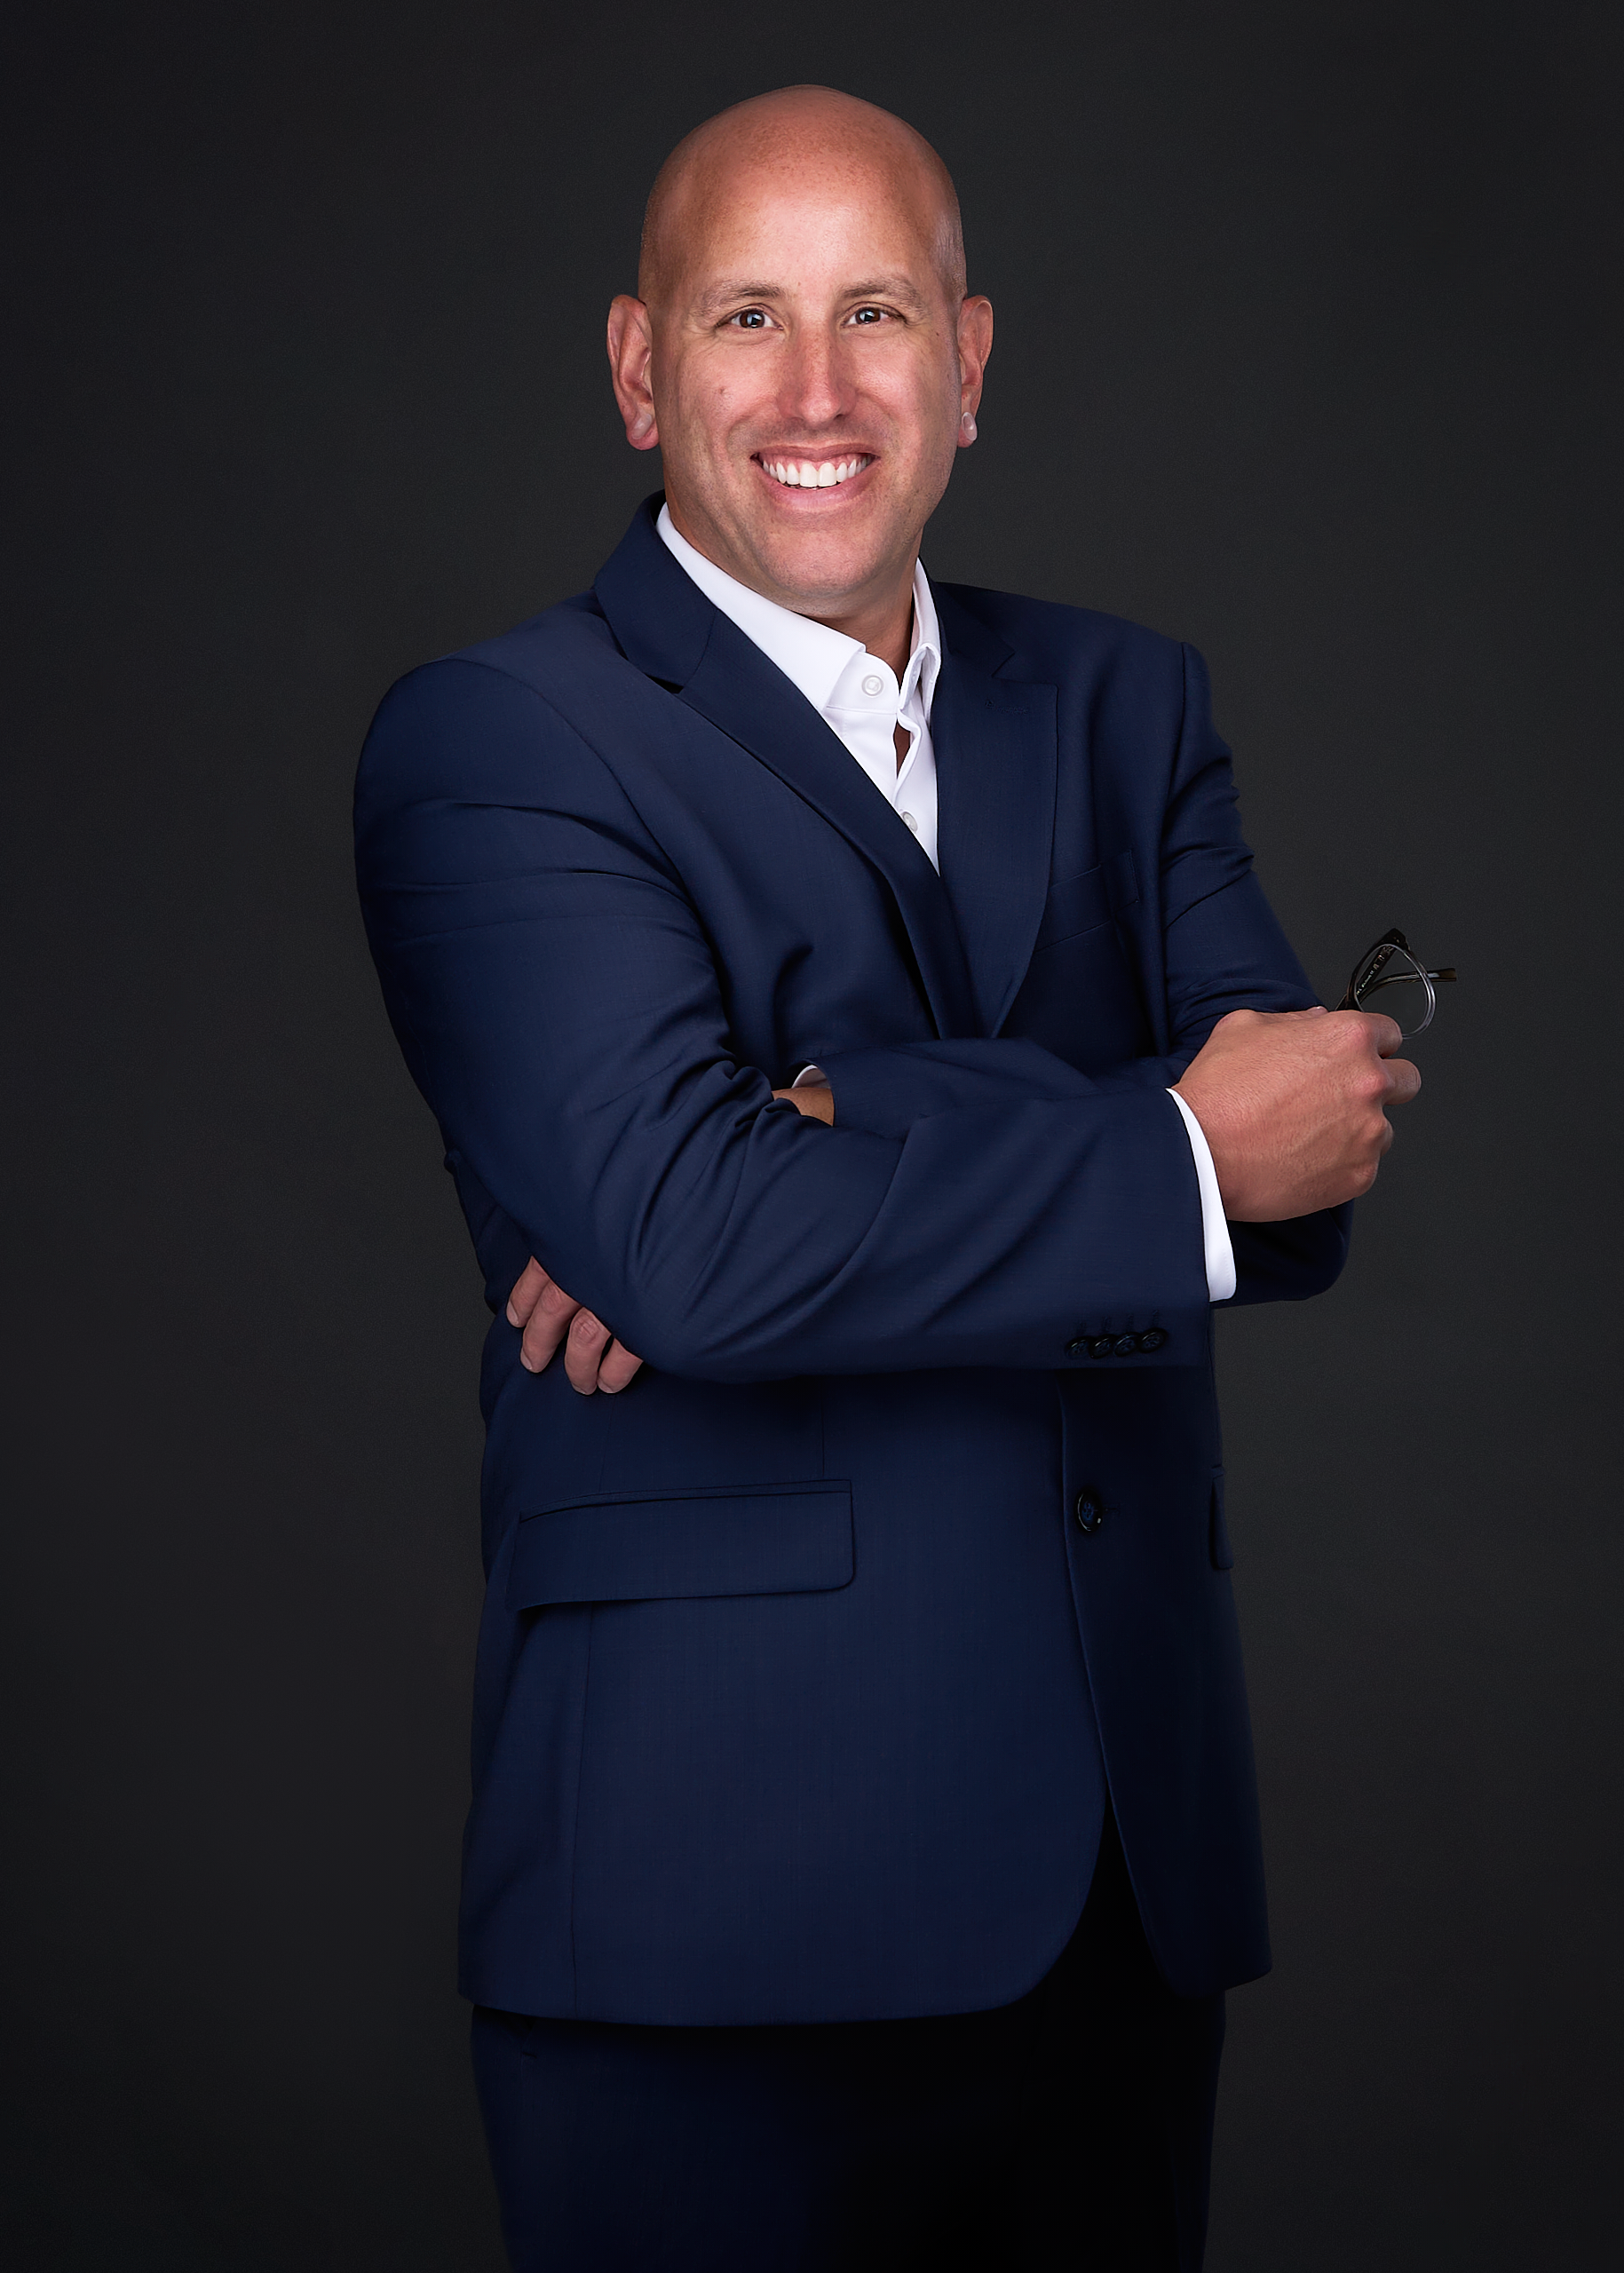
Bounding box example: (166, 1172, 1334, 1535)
(1352, 942, 1436, 1036)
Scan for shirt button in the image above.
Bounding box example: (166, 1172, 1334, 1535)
(900, 811, 918, 833)
(861, 673, 883, 697)
(1073, 1490, 1105, 1535)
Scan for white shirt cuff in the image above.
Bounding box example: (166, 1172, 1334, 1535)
(791, 1064, 829, 1088)
(1167, 1089, 1237, 1303)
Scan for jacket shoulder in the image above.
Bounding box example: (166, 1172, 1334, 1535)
(381, 589, 634, 712)
(452, 589, 622, 689)
(934, 582, 1187, 684)
(355, 592, 639, 821)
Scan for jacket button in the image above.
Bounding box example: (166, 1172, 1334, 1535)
(1088, 1335, 1114, 1358)
(1073, 1490, 1104, 1534)
(1065, 1337, 1088, 1358)
(1113, 1333, 1140, 1357)
(1137, 1327, 1167, 1352)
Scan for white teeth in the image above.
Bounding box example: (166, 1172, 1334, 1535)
(762, 454, 870, 487)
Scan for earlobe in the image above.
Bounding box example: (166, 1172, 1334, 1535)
(959, 410, 978, 444)
(606, 293, 661, 454)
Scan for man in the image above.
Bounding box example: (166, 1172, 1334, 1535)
(355, 85, 1417, 2272)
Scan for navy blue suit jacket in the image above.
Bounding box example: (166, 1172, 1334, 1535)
(354, 496, 1349, 2026)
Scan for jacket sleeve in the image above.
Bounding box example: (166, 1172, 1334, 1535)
(811, 639, 1351, 1308)
(354, 657, 1213, 1383)
(811, 1037, 1350, 1309)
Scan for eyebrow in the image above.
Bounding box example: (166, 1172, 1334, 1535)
(693, 274, 931, 315)
(691, 281, 781, 315)
(843, 278, 930, 308)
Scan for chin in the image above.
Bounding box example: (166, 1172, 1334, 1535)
(753, 528, 889, 607)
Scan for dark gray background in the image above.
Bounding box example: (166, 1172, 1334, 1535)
(4, 2, 1619, 2265)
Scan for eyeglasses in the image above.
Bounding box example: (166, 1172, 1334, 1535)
(1338, 927, 1457, 1037)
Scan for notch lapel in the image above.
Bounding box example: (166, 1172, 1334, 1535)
(595, 502, 978, 1038)
(931, 590, 1058, 1036)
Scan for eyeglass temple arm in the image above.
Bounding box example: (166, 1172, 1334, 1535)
(1336, 963, 1457, 1010)
(1361, 966, 1457, 994)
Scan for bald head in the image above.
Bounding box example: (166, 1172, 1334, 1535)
(606, 83, 991, 647)
(638, 86, 965, 311)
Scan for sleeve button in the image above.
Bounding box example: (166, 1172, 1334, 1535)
(1065, 1337, 1088, 1358)
(1088, 1336, 1114, 1358)
(1137, 1327, 1167, 1352)
(1113, 1333, 1141, 1357)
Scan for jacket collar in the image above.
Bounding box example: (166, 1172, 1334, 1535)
(594, 496, 1056, 1040)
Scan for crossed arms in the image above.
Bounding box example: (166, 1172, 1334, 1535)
(357, 659, 1414, 1396)
(509, 1008, 1414, 1392)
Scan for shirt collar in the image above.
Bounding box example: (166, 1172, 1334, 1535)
(656, 502, 939, 723)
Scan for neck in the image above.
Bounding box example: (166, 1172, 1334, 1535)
(662, 501, 917, 676)
(803, 581, 915, 677)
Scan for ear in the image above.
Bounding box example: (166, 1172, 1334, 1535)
(955, 295, 994, 442)
(607, 295, 660, 451)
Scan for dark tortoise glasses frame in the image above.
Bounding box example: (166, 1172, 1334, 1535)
(1338, 927, 1456, 1037)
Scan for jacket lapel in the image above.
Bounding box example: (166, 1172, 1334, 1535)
(931, 590, 1058, 1036)
(595, 500, 978, 1038)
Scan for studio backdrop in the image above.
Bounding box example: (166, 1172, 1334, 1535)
(4, 3, 1618, 2267)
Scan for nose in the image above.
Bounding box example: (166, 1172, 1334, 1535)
(775, 323, 855, 433)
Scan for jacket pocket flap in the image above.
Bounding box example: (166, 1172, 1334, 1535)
(507, 1481, 855, 1609)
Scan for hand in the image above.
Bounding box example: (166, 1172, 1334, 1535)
(504, 1081, 830, 1389)
(771, 1079, 834, 1123)
(505, 1259, 645, 1395)
(1175, 1006, 1421, 1221)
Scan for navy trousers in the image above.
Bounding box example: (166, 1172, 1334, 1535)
(471, 1820, 1225, 2271)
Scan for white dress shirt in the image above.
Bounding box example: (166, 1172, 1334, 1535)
(655, 505, 1237, 1303)
(660, 504, 941, 867)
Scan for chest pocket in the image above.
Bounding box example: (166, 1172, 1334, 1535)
(1007, 851, 1151, 1070)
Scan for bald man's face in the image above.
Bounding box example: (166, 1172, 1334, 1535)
(609, 148, 990, 623)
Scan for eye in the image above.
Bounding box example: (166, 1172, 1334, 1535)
(850, 305, 891, 326)
(727, 308, 771, 329)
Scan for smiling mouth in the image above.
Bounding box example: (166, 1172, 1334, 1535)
(755, 453, 875, 489)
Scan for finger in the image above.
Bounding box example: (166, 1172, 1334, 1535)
(519, 1277, 582, 1374)
(506, 1255, 551, 1328)
(564, 1309, 612, 1395)
(1355, 1010, 1406, 1058)
(1382, 1057, 1422, 1105)
(596, 1340, 645, 1394)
